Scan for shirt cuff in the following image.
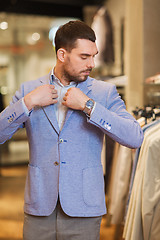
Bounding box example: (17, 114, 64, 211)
(22, 97, 33, 116)
(90, 102, 96, 116)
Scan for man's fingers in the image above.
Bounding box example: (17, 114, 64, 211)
(67, 88, 72, 92)
(62, 101, 66, 106)
(50, 84, 56, 89)
(52, 94, 58, 99)
(63, 96, 67, 101)
(52, 89, 57, 93)
(52, 99, 58, 104)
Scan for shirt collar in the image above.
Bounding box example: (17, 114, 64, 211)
(51, 68, 77, 87)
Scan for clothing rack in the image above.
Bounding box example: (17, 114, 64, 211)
(123, 117, 160, 240)
(106, 108, 160, 240)
(132, 106, 160, 124)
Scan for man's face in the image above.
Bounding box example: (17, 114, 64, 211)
(62, 39, 98, 83)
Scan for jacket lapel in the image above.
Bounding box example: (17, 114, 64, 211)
(41, 105, 59, 135)
(40, 73, 60, 135)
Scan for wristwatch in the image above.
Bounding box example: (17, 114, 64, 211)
(83, 99, 95, 117)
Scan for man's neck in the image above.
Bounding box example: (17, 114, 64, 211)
(54, 66, 70, 86)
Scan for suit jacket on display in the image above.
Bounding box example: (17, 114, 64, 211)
(0, 72, 144, 217)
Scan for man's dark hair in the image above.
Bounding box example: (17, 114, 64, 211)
(54, 20, 96, 53)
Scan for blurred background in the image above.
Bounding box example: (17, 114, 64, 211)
(0, 0, 160, 239)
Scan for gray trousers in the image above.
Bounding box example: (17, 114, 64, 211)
(23, 200, 102, 240)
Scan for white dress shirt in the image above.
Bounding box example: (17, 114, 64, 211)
(52, 74, 77, 130)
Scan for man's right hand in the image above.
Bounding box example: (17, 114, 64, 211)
(24, 84, 58, 111)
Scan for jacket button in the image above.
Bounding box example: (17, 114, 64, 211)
(54, 161, 59, 166)
(8, 117, 13, 123)
(59, 138, 63, 143)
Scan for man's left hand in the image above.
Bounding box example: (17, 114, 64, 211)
(62, 87, 89, 111)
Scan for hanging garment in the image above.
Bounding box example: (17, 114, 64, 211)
(126, 120, 160, 217)
(109, 145, 133, 224)
(123, 121, 160, 240)
(91, 6, 114, 67)
(108, 118, 144, 224)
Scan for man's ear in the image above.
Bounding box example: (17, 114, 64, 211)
(57, 48, 66, 62)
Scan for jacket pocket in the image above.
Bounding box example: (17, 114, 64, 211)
(24, 164, 39, 204)
(82, 166, 105, 207)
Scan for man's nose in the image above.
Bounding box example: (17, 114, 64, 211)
(87, 57, 95, 69)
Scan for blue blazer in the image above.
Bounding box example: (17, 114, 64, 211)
(0, 72, 143, 217)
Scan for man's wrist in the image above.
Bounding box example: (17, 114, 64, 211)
(83, 99, 95, 117)
(22, 97, 33, 116)
(24, 94, 34, 111)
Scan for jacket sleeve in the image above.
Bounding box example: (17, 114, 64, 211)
(0, 83, 29, 144)
(88, 84, 144, 148)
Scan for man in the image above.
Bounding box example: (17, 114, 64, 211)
(0, 20, 143, 240)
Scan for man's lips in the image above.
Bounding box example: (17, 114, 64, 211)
(81, 69, 92, 75)
(83, 71, 90, 75)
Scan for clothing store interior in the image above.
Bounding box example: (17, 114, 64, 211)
(0, 0, 160, 239)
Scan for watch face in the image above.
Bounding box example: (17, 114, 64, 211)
(86, 99, 94, 108)
(83, 99, 95, 116)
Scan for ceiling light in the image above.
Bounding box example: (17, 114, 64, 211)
(26, 32, 40, 45)
(0, 21, 8, 30)
(1, 86, 8, 95)
(32, 32, 40, 41)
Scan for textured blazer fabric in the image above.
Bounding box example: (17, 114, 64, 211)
(0, 73, 144, 217)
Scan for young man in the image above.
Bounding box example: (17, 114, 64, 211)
(0, 20, 143, 240)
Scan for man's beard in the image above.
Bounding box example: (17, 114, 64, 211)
(62, 68, 92, 83)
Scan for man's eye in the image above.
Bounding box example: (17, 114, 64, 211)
(81, 57, 87, 60)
